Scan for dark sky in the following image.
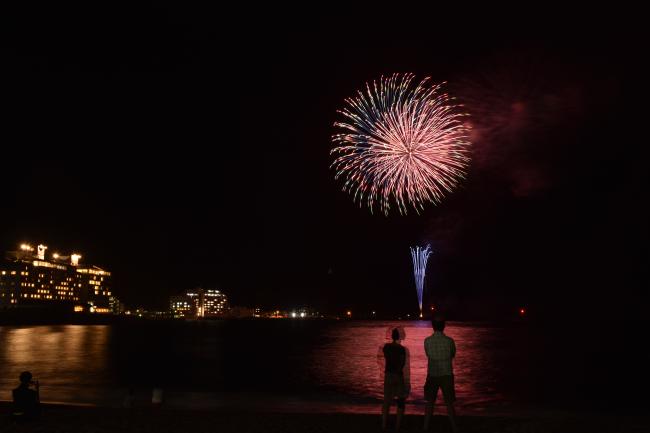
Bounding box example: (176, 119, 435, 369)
(2, 8, 648, 318)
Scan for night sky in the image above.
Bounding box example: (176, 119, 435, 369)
(2, 9, 648, 318)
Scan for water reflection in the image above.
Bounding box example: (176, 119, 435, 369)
(0, 326, 111, 403)
(309, 321, 506, 411)
(0, 322, 510, 412)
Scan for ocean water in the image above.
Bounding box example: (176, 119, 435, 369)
(0, 320, 648, 414)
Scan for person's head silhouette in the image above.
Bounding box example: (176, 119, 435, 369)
(19, 372, 32, 385)
(386, 326, 406, 341)
(432, 316, 446, 332)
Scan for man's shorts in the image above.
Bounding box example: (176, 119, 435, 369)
(424, 375, 455, 404)
(384, 372, 409, 400)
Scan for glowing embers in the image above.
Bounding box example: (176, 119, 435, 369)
(331, 73, 471, 215)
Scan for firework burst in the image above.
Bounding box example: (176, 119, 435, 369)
(331, 73, 471, 214)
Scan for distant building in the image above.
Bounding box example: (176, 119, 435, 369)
(169, 294, 193, 318)
(0, 243, 112, 313)
(226, 306, 255, 318)
(123, 308, 171, 320)
(169, 288, 228, 318)
(109, 296, 125, 315)
(242, 307, 323, 319)
(203, 289, 228, 316)
(258, 309, 289, 318)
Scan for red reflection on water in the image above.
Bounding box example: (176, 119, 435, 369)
(310, 321, 506, 413)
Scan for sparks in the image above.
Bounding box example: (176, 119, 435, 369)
(331, 73, 471, 215)
(411, 244, 432, 317)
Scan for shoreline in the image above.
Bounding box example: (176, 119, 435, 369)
(0, 316, 530, 326)
(0, 403, 511, 433)
(2, 402, 649, 433)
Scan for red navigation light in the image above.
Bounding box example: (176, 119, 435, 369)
(519, 308, 526, 315)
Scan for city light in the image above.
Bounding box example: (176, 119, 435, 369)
(52, 253, 59, 259)
(71, 254, 82, 266)
(37, 244, 47, 260)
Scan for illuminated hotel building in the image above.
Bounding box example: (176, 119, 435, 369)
(170, 288, 228, 318)
(0, 243, 112, 313)
(169, 295, 193, 318)
(109, 296, 125, 315)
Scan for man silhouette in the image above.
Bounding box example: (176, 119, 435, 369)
(12, 371, 40, 420)
(423, 317, 457, 432)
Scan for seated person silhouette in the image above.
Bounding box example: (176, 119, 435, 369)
(12, 371, 40, 420)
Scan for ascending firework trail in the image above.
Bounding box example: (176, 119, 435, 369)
(411, 245, 432, 318)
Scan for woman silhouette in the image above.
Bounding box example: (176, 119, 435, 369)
(377, 327, 411, 430)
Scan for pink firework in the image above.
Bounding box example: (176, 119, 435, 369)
(331, 73, 471, 215)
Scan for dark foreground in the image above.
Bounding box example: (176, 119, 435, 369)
(1, 404, 649, 433)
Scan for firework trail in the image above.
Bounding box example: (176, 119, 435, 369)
(411, 244, 432, 316)
(331, 73, 471, 215)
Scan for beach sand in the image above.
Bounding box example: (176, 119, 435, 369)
(1, 403, 648, 432)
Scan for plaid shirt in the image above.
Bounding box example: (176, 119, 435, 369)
(424, 331, 456, 377)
